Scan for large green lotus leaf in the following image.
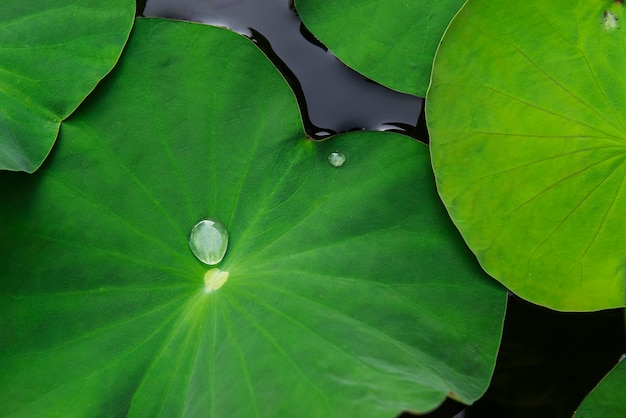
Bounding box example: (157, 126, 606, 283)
(0, 0, 135, 173)
(574, 357, 626, 416)
(0, 18, 506, 417)
(295, 0, 465, 96)
(427, 0, 626, 311)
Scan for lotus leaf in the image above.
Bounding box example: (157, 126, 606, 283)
(0, 18, 506, 417)
(295, 0, 465, 96)
(574, 356, 626, 417)
(0, 0, 135, 172)
(428, 0, 626, 311)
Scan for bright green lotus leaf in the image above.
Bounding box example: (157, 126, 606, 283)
(0, 0, 135, 173)
(574, 357, 626, 416)
(0, 18, 506, 417)
(427, 0, 626, 311)
(294, 0, 465, 96)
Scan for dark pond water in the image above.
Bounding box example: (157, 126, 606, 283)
(137, 1, 625, 417)
(418, 296, 625, 418)
(138, 0, 427, 141)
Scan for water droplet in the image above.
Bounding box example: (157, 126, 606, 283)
(204, 268, 229, 293)
(328, 151, 347, 167)
(189, 219, 228, 265)
(603, 10, 619, 31)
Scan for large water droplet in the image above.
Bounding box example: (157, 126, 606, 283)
(189, 219, 229, 265)
(328, 151, 346, 167)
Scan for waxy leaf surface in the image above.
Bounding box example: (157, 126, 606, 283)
(0, 18, 506, 417)
(0, 0, 135, 172)
(428, 0, 626, 311)
(574, 357, 626, 417)
(295, 0, 465, 96)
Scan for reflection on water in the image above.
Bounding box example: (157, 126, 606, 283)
(140, 0, 426, 141)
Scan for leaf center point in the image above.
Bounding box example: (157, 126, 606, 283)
(203, 268, 229, 293)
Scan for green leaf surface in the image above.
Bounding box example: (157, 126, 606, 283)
(427, 0, 626, 311)
(0, 0, 135, 173)
(574, 356, 626, 417)
(295, 0, 465, 97)
(0, 18, 506, 417)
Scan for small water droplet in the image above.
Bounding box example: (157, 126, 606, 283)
(189, 219, 228, 265)
(603, 10, 619, 31)
(328, 151, 346, 167)
(204, 268, 229, 293)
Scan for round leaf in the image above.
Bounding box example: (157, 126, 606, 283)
(295, 0, 466, 96)
(574, 357, 626, 417)
(428, 0, 626, 311)
(0, 18, 506, 416)
(0, 0, 135, 172)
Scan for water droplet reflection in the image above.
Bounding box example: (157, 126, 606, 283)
(204, 268, 229, 293)
(189, 219, 229, 265)
(328, 151, 347, 167)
